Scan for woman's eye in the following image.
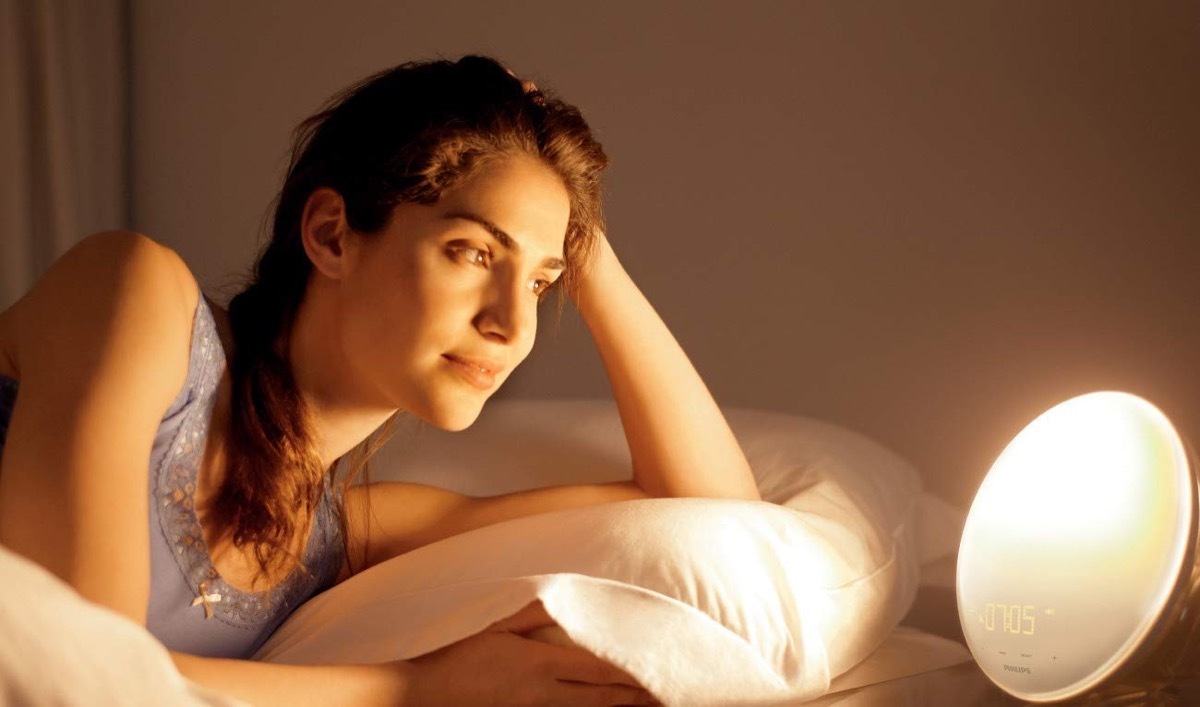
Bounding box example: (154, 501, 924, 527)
(454, 245, 555, 298)
(530, 278, 561, 301)
(453, 246, 491, 267)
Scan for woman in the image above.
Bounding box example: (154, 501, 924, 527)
(0, 56, 759, 705)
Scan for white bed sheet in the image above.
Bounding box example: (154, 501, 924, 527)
(822, 626, 972, 697)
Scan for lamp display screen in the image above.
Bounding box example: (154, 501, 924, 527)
(977, 603, 1040, 635)
(957, 392, 1193, 702)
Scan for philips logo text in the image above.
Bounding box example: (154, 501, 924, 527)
(1003, 664, 1032, 675)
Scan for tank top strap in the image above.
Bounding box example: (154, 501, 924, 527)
(160, 293, 224, 421)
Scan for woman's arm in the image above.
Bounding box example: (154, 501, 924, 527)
(170, 652, 409, 707)
(573, 235, 760, 501)
(0, 231, 196, 623)
(172, 601, 654, 706)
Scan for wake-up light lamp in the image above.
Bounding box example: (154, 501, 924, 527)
(957, 391, 1200, 702)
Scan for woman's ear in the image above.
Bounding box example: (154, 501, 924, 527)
(300, 187, 352, 279)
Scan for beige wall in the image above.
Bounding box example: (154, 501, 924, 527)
(132, 1, 1200, 509)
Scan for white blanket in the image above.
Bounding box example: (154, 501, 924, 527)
(0, 543, 248, 707)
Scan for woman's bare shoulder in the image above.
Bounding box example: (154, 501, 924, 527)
(0, 231, 207, 624)
(0, 230, 200, 383)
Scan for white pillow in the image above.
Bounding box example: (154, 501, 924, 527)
(369, 399, 920, 552)
(369, 398, 951, 566)
(255, 399, 925, 704)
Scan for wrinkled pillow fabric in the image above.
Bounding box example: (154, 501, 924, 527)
(256, 400, 924, 705)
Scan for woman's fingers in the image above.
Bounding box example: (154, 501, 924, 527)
(500, 606, 641, 686)
(502, 65, 539, 94)
(410, 625, 661, 706)
(487, 599, 660, 703)
(557, 680, 662, 706)
(551, 649, 641, 687)
(487, 599, 556, 633)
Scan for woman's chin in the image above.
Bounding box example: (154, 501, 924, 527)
(412, 397, 486, 432)
(435, 415, 480, 433)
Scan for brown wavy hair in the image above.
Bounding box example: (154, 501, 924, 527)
(217, 55, 609, 585)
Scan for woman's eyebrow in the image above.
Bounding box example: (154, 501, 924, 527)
(444, 210, 566, 271)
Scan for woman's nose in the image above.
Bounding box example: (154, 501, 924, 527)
(475, 276, 534, 345)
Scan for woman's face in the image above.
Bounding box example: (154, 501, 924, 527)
(337, 154, 571, 430)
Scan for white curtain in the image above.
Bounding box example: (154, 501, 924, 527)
(0, 0, 128, 310)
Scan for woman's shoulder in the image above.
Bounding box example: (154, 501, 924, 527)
(0, 232, 207, 625)
(1, 231, 201, 387)
(52, 230, 198, 300)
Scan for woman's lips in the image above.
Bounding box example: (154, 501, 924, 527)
(442, 354, 499, 390)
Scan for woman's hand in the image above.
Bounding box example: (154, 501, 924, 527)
(503, 65, 539, 95)
(404, 600, 659, 706)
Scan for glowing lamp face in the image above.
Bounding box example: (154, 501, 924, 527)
(957, 392, 1196, 702)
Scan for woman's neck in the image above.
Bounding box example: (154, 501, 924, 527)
(287, 287, 398, 469)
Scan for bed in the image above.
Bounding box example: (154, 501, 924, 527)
(2, 398, 1041, 705)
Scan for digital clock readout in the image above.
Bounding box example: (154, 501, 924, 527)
(980, 603, 1041, 635)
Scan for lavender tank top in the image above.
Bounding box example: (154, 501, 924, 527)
(0, 293, 345, 659)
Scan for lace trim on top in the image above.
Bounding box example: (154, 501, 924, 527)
(154, 296, 344, 629)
